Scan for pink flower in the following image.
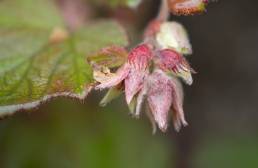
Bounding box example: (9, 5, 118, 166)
(94, 44, 192, 132)
(95, 44, 152, 105)
(146, 70, 188, 132)
(146, 70, 173, 132)
(156, 49, 194, 85)
(93, 39, 196, 133)
(90, 0, 201, 134)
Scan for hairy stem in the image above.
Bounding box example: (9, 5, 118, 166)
(156, 0, 170, 21)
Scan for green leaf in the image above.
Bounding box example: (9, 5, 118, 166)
(87, 46, 128, 69)
(90, 0, 142, 8)
(127, 0, 142, 8)
(0, 0, 128, 116)
(0, 0, 64, 28)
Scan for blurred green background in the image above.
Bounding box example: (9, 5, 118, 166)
(0, 95, 171, 168)
(1, 0, 258, 168)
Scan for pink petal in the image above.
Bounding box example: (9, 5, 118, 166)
(125, 67, 147, 104)
(135, 81, 148, 116)
(124, 44, 152, 104)
(157, 49, 193, 85)
(157, 49, 182, 70)
(169, 76, 188, 132)
(145, 104, 157, 134)
(95, 63, 130, 90)
(147, 70, 173, 132)
(128, 44, 153, 71)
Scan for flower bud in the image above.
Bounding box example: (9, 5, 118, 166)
(157, 49, 193, 85)
(147, 70, 173, 132)
(168, 0, 208, 16)
(156, 21, 192, 55)
(124, 44, 153, 104)
(125, 68, 147, 104)
(128, 44, 153, 70)
(169, 75, 188, 132)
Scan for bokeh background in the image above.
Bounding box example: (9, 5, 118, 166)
(1, 0, 258, 168)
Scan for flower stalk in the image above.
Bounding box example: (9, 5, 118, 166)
(156, 0, 170, 22)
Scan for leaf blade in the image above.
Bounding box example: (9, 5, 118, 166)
(0, 0, 128, 115)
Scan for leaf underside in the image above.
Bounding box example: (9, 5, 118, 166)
(0, 0, 128, 116)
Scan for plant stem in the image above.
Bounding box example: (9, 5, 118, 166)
(56, 0, 91, 31)
(156, 0, 170, 22)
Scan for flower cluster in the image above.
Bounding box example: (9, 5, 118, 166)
(93, 20, 195, 133)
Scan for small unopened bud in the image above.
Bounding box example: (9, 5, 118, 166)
(168, 0, 208, 16)
(156, 22, 192, 55)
